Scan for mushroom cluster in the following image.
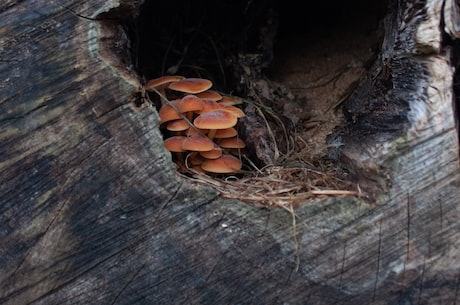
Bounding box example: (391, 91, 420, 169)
(146, 75, 247, 174)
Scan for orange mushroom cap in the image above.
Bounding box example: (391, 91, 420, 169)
(199, 144, 223, 159)
(186, 127, 209, 136)
(158, 99, 182, 124)
(168, 78, 213, 94)
(217, 137, 246, 149)
(221, 105, 245, 118)
(178, 95, 204, 113)
(218, 95, 244, 106)
(181, 135, 215, 151)
(193, 110, 238, 130)
(200, 154, 243, 173)
(196, 90, 223, 101)
(213, 127, 238, 138)
(166, 119, 190, 132)
(197, 100, 223, 114)
(145, 75, 185, 91)
(164, 136, 187, 152)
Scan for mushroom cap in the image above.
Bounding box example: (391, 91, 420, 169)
(221, 105, 245, 118)
(158, 99, 182, 124)
(199, 144, 223, 159)
(181, 135, 215, 151)
(166, 119, 190, 132)
(178, 95, 204, 113)
(213, 127, 238, 138)
(186, 127, 209, 136)
(198, 100, 223, 114)
(164, 136, 187, 152)
(217, 137, 246, 149)
(196, 90, 223, 101)
(193, 110, 237, 130)
(145, 75, 185, 91)
(201, 154, 242, 173)
(218, 95, 243, 106)
(168, 78, 213, 94)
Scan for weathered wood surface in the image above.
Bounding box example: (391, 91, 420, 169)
(0, 0, 459, 304)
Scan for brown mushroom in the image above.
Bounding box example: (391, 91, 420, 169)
(213, 127, 238, 139)
(200, 154, 243, 174)
(218, 95, 244, 106)
(163, 136, 187, 152)
(197, 100, 223, 114)
(178, 94, 204, 122)
(199, 144, 223, 159)
(145, 75, 185, 91)
(159, 95, 205, 127)
(193, 109, 238, 140)
(145, 75, 185, 102)
(217, 137, 246, 149)
(168, 78, 213, 94)
(181, 135, 215, 152)
(196, 90, 223, 101)
(178, 95, 204, 113)
(166, 119, 190, 132)
(186, 127, 209, 137)
(220, 105, 245, 118)
(158, 99, 182, 124)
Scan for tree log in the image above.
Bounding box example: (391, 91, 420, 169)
(1, 0, 459, 304)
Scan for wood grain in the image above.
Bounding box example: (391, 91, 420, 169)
(0, 0, 459, 304)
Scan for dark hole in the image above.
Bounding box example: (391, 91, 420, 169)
(128, 0, 389, 171)
(132, 0, 388, 89)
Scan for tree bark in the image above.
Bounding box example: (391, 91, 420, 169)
(1, 0, 459, 304)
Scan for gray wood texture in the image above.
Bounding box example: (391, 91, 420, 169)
(1, 0, 459, 304)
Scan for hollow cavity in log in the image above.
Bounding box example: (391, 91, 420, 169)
(121, 0, 396, 205)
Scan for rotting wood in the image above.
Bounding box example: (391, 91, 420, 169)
(0, 0, 460, 305)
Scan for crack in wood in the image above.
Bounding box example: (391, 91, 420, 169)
(371, 218, 383, 304)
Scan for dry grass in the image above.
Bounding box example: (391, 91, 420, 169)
(181, 163, 358, 209)
(176, 96, 360, 210)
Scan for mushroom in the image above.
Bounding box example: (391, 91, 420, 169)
(153, 76, 247, 175)
(200, 154, 243, 174)
(178, 95, 204, 112)
(178, 94, 204, 122)
(217, 137, 246, 158)
(199, 144, 223, 159)
(146, 75, 185, 89)
(218, 95, 244, 106)
(217, 137, 246, 149)
(145, 75, 185, 102)
(181, 135, 215, 152)
(158, 95, 204, 131)
(158, 99, 182, 124)
(163, 136, 187, 152)
(220, 105, 245, 118)
(186, 127, 209, 136)
(197, 100, 224, 114)
(166, 119, 190, 133)
(193, 109, 238, 140)
(168, 78, 213, 94)
(213, 127, 238, 139)
(196, 90, 223, 101)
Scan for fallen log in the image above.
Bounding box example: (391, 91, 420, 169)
(0, 0, 459, 304)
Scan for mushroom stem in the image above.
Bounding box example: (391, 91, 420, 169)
(207, 129, 217, 140)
